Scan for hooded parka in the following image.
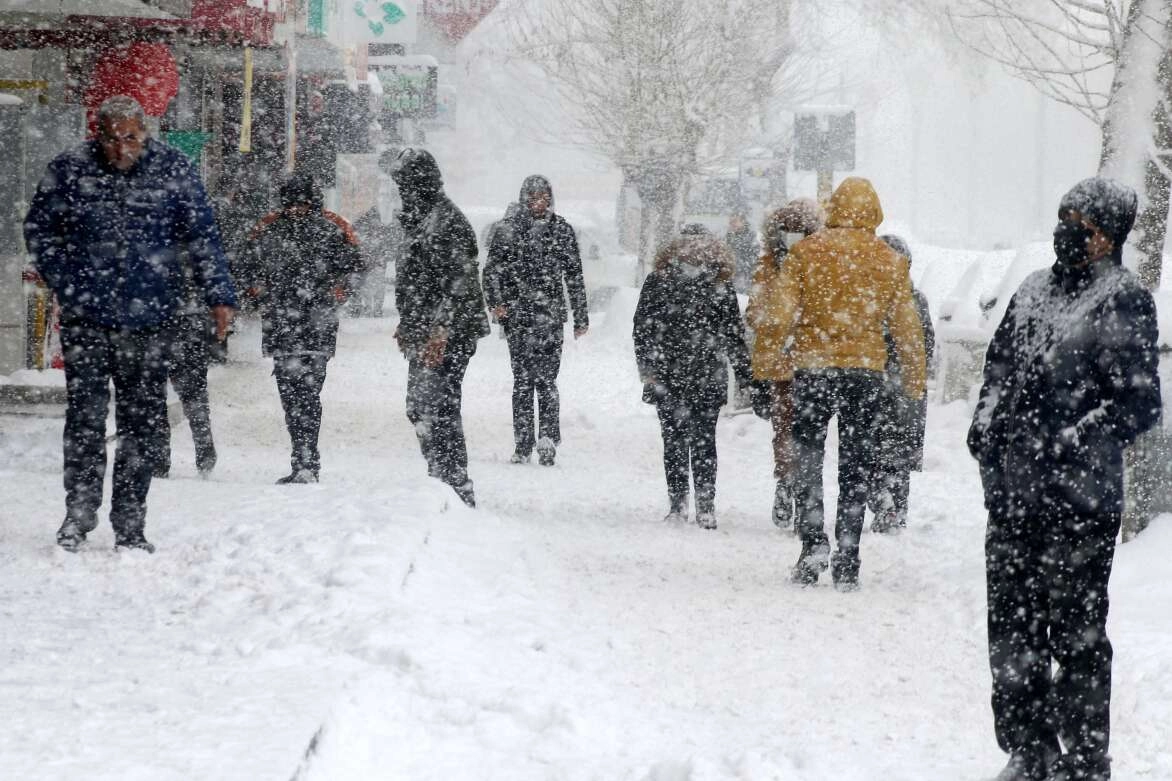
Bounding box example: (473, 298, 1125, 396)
(757, 178, 927, 398)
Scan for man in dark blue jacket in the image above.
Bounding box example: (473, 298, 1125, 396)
(968, 178, 1161, 781)
(482, 175, 589, 466)
(24, 95, 237, 553)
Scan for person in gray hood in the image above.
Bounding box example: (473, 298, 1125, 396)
(482, 175, 589, 466)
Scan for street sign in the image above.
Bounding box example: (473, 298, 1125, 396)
(793, 108, 855, 172)
(343, 0, 418, 44)
(369, 54, 438, 120)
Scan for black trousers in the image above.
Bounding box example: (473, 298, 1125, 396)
(655, 399, 721, 511)
(59, 318, 170, 539)
(506, 324, 564, 455)
(273, 354, 329, 475)
(790, 368, 883, 558)
(986, 500, 1119, 774)
(154, 322, 215, 474)
(868, 386, 912, 519)
(406, 343, 474, 487)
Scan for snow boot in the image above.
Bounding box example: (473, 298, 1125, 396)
(696, 493, 717, 530)
(115, 533, 156, 554)
(451, 480, 477, 508)
(772, 480, 794, 530)
(195, 442, 217, 478)
(536, 437, 556, 466)
(56, 520, 87, 552)
(664, 493, 688, 524)
(990, 750, 1059, 781)
(509, 450, 531, 464)
(276, 468, 318, 484)
(790, 541, 830, 585)
(831, 549, 861, 592)
(1044, 755, 1110, 781)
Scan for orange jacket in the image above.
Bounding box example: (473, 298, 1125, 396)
(746, 255, 794, 381)
(754, 177, 927, 398)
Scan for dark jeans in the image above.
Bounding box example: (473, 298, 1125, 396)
(790, 368, 884, 558)
(868, 385, 911, 518)
(986, 499, 1119, 775)
(506, 324, 564, 454)
(153, 322, 215, 474)
(273, 354, 329, 475)
(406, 343, 474, 487)
(59, 318, 171, 539)
(655, 399, 721, 511)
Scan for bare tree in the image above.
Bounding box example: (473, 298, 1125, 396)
(496, 0, 813, 279)
(951, 0, 1172, 288)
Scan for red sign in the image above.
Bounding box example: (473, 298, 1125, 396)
(422, 0, 497, 43)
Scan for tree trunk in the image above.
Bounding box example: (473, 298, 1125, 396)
(1099, 0, 1172, 290)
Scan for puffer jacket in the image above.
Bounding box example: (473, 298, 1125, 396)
(24, 138, 237, 329)
(391, 149, 490, 351)
(481, 176, 589, 332)
(756, 177, 927, 398)
(746, 251, 793, 382)
(967, 259, 1161, 518)
(240, 209, 364, 357)
(633, 234, 752, 408)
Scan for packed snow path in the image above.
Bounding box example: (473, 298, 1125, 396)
(2, 311, 1170, 780)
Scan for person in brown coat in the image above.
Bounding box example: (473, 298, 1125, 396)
(757, 178, 926, 589)
(746, 198, 826, 530)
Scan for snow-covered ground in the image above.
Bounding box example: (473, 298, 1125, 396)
(1, 305, 1170, 781)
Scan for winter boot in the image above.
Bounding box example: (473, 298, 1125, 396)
(276, 468, 318, 484)
(772, 480, 795, 530)
(790, 540, 830, 585)
(664, 493, 688, 523)
(56, 520, 87, 552)
(991, 750, 1059, 781)
(114, 533, 156, 554)
(831, 549, 861, 592)
(1044, 754, 1110, 781)
(509, 450, 531, 464)
(536, 437, 556, 466)
(695, 493, 717, 530)
(871, 510, 901, 534)
(195, 442, 217, 478)
(451, 479, 477, 508)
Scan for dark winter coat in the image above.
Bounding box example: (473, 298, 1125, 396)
(241, 210, 364, 357)
(482, 176, 589, 332)
(24, 138, 237, 329)
(391, 150, 490, 350)
(633, 235, 752, 408)
(967, 260, 1161, 518)
(880, 287, 935, 470)
(726, 223, 759, 294)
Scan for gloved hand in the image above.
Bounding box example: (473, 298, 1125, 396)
(750, 380, 774, 420)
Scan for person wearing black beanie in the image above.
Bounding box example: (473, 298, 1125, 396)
(969, 177, 1160, 781)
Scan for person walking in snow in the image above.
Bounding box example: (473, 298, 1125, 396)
(387, 148, 490, 508)
(866, 234, 935, 533)
(969, 178, 1161, 781)
(23, 95, 237, 553)
(746, 197, 826, 530)
(757, 178, 926, 589)
(149, 264, 220, 480)
(482, 175, 589, 466)
(633, 227, 752, 530)
(239, 173, 365, 484)
(725, 211, 760, 294)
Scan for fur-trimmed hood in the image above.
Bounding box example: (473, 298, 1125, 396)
(653, 234, 735, 283)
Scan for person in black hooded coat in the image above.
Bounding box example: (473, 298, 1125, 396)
(968, 178, 1162, 781)
(482, 175, 589, 466)
(387, 148, 490, 508)
(240, 173, 365, 484)
(634, 228, 752, 530)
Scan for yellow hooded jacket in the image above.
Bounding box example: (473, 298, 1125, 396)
(755, 177, 927, 398)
